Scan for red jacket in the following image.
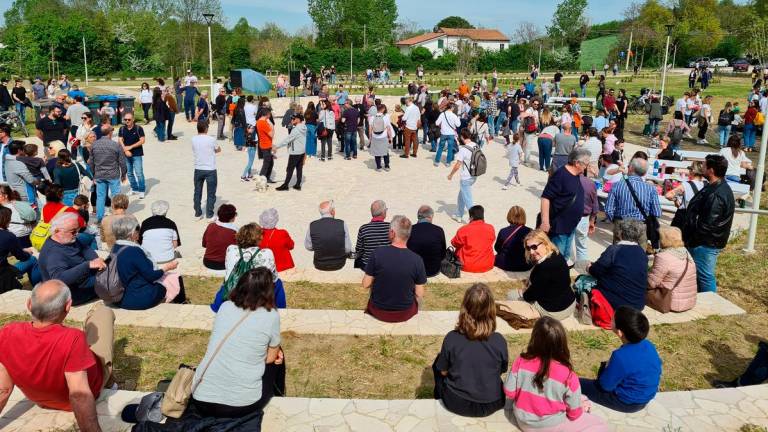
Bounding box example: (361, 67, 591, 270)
(260, 228, 295, 272)
(451, 220, 496, 273)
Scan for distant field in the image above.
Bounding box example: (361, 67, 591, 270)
(579, 35, 619, 71)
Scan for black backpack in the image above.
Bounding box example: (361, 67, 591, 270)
(670, 124, 684, 144)
(717, 110, 731, 126)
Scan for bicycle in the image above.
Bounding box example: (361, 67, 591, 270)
(0, 110, 29, 137)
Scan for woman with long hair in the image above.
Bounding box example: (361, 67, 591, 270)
(716, 101, 734, 148)
(304, 101, 318, 158)
(232, 97, 247, 152)
(317, 99, 335, 160)
(719, 134, 753, 183)
(151, 87, 168, 141)
(52, 149, 91, 205)
(139, 82, 153, 124)
(506, 317, 609, 431)
(433, 283, 508, 417)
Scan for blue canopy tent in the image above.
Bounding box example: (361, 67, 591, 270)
(230, 69, 273, 94)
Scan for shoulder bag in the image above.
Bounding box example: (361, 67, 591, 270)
(623, 175, 660, 250)
(73, 162, 93, 196)
(646, 254, 690, 313)
(161, 310, 253, 418)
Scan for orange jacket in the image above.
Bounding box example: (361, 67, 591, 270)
(451, 220, 496, 273)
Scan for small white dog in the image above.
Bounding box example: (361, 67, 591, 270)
(253, 175, 269, 192)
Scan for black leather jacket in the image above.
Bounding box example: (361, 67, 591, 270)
(683, 179, 735, 249)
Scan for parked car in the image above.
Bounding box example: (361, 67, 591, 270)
(732, 58, 751, 72)
(710, 58, 729, 67)
(687, 57, 711, 68)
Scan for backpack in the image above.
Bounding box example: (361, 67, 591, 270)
(372, 114, 387, 134)
(462, 144, 487, 177)
(30, 206, 67, 251)
(755, 111, 765, 127)
(670, 123, 684, 144)
(220, 247, 260, 299)
(717, 110, 731, 126)
(523, 115, 536, 133)
(94, 247, 128, 304)
(470, 122, 480, 142)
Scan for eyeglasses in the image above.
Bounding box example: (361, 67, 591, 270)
(81, 116, 87, 120)
(525, 243, 542, 251)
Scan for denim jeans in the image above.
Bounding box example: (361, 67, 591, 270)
(744, 124, 756, 149)
(550, 231, 575, 261)
(194, 169, 218, 218)
(511, 119, 520, 135)
(344, 131, 357, 158)
(95, 178, 122, 222)
(538, 137, 553, 171)
(648, 118, 660, 135)
(689, 245, 721, 292)
(580, 84, 587, 98)
(166, 113, 175, 137)
(718, 125, 731, 148)
(456, 177, 476, 219)
(574, 215, 590, 262)
(14, 255, 41, 286)
(126, 156, 145, 193)
(62, 189, 78, 206)
(495, 112, 507, 133)
(435, 135, 457, 164)
(184, 100, 195, 120)
(15, 102, 26, 124)
(154, 120, 166, 142)
(487, 114, 496, 136)
(243, 147, 256, 177)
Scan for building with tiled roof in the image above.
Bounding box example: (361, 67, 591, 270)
(395, 27, 510, 56)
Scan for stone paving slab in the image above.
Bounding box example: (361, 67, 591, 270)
(0, 290, 745, 336)
(2, 384, 767, 431)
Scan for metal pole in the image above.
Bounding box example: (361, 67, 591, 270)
(660, 29, 672, 102)
(625, 31, 633, 71)
(745, 115, 768, 252)
(207, 24, 214, 95)
(364, 24, 367, 50)
(82, 36, 89, 87)
(350, 42, 353, 84)
(538, 44, 542, 72)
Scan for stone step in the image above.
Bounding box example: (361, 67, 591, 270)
(0, 290, 746, 336)
(2, 384, 767, 431)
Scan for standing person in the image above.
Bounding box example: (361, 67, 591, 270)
(304, 101, 318, 159)
(64, 96, 89, 140)
(615, 89, 628, 132)
(743, 101, 758, 152)
(194, 91, 210, 123)
(88, 124, 127, 223)
(553, 70, 563, 95)
(191, 121, 221, 220)
(551, 123, 577, 171)
(139, 83, 153, 124)
(697, 95, 713, 145)
(164, 88, 179, 141)
(539, 149, 588, 261)
(502, 133, 523, 189)
(35, 105, 68, 148)
(341, 99, 359, 161)
(317, 99, 335, 161)
(256, 108, 275, 183)
(574, 169, 599, 263)
(579, 72, 590, 98)
(401, 97, 421, 158)
(369, 104, 393, 171)
(682, 155, 734, 293)
(183, 83, 199, 122)
(435, 102, 461, 166)
(447, 129, 480, 223)
(716, 102, 734, 148)
(151, 88, 168, 142)
(232, 98, 247, 152)
(9, 80, 26, 125)
(273, 113, 307, 191)
(213, 87, 228, 140)
(117, 113, 146, 199)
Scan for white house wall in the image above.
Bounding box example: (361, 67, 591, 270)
(399, 35, 509, 57)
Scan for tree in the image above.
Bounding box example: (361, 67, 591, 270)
(410, 46, 433, 63)
(512, 21, 542, 44)
(435, 16, 473, 30)
(547, 0, 590, 52)
(672, 0, 724, 60)
(308, 0, 398, 48)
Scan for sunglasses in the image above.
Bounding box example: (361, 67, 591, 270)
(525, 243, 542, 251)
(81, 116, 87, 120)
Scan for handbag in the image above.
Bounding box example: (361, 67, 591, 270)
(623, 175, 660, 250)
(73, 162, 93, 196)
(440, 247, 462, 279)
(646, 254, 690, 313)
(161, 311, 253, 418)
(495, 301, 537, 329)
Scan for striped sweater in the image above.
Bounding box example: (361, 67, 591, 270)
(504, 357, 583, 429)
(355, 219, 391, 266)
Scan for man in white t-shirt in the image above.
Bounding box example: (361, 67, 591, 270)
(447, 130, 478, 223)
(191, 121, 221, 220)
(244, 95, 258, 126)
(401, 97, 421, 158)
(434, 104, 461, 166)
(183, 70, 198, 87)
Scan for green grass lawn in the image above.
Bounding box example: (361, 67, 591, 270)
(579, 35, 619, 71)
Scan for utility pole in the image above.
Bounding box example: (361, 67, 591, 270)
(82, 36, 89, 87)
(745, 113, 768, 252)
(350, 42, 353, 83)
(660, 24, 673, 102)
(202, 13, 215, 95)
(538, 44, 542, 72)
(625, 30, 633, 71)
(364, 24, 367, 50)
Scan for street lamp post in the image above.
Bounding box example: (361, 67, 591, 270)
(202, 13, 215, 96)
(660, 24, 674, 101)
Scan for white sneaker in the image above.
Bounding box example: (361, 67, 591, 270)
(451, 215, 465, 224)
(502, 184, 509, 190)
(138, 192, 145, 199)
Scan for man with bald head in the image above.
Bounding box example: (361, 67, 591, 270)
(39, 213, 105, 305)
(305, 200, 352, 271)
(0, 280, 115, 432)
(354, 200, 391, 269)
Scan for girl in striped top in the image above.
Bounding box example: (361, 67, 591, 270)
(504, 317, 609, 432)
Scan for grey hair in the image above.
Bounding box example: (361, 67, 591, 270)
(112, 215, 140, 241)
(390, 215, 412, 240)
(630, 158, 648, 176)
(417, 205, 434, 221)
(615, 219, 645, 244)
(568, 148, 591, 165)
(151, 200, 170, 216)
(50, 212, 80, 231)
(370, 200, 387, 218)
(30, 280, 71, 322)
(319, 200, 334, 216)
(259, 208, 279, 229)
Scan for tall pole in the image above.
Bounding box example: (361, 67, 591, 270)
(660, 24, 673, 102)
(350, 42, 353, 83)
(625, 30, 633, 71)
(745, 113, 768, 252)
(671, 44, 678, 70)
(82, 36, 89, 87)
(203, 13, 215, 95)
(364, 24, 367, 50)
(538, 44, 542, 72)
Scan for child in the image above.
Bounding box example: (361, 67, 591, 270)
(600, 154, 623, 193)
(503, 133, 524, 190)
(579, 306, 662, 413)
(610, 138, 625, 165)
(99, 101, 115, 125)
(17, 143, 51, 182)
(73, 194, 99, 250)
(505, 317, 610, 432)
(601, 127, 617, 156)
(433, 283, 508, 417)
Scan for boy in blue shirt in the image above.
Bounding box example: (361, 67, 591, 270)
(580, 306, 662, 412)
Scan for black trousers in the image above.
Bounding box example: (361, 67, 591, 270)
(281, 154, 304, 187)
(259, 148, 274, 179)
(191, 362, 286, 418)
(432, 356, 505, 418)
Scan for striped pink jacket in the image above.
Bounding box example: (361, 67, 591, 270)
(504, 356, 583, 429)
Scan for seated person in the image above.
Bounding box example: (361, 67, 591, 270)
(363, 215, 426, 323)
(506, 317, 610, 432)
(500, 230, 575, 322)
(434, 283, 508, 417)
(354, 200, 391, 269)
(202, 204, 238, 271)
(40, 183, 86, 229)
(0, 280, 116, 431)
(587, 219, 648, 311)
(112, 215, 186, 310)
(305, 200, 351, 271)
(579, 306, 662, 413)
(191, 267, 285, 418)
(0, 207, 41, 290)
(451, 205, 495, 273)
(494, 206, 533, 272)
(406, 205, 446, 277)
(647, 227, 697, 313)
(259, 208, 295, 272)
(139, 200, 181, 264)
(99, 193, 129, 250)
(38, 213, 105, 305)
